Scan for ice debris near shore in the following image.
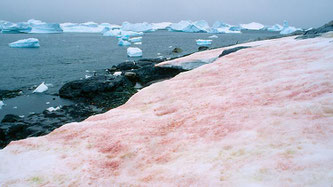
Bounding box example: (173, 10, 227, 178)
(46, 106, 61, 112)
(196, 39, 212, 46)
(32, 82, 48, 93)
(9, 38, 40, 48)
(0, 101, 4, 109)
(0, 35, 332, 186)
(127, 47, 142, 57)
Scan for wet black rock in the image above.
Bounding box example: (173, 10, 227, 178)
(219, 46, 251, 58)
(0, 89, 22, 100)
(172, 47, 183, 53)
(198, 46, 209, 51)
(297, 20, 333, 39)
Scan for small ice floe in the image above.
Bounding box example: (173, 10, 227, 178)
(169, 46, 173, 48)
(13, 106, 17, 109)
(134, 82, 143, 89)
(196, 39, 212, 46)
(19, 115, 25, 118)
(0, 100, 4, 109)
(113, 71, 122, 76)
(118, 39, 131, 46)
(85, 70, 90, 73)
(134, 42, 142, 45)
(129, 37, 142, 43)
(46, 106, 61, 112)
(9, 38, 40, 48)
(85, 75, 92, 79)
(46, 102, 50, 105)
(127, 47, 143, 57)
(157, 53, 161, 55)
(33, 82, 48, 93)
(208, 35, 218, 39)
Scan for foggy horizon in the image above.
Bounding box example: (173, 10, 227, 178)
(1, 0, 333, 28)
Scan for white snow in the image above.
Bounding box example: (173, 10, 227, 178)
(118, 39, 131, 46)
(9, 38, 40, 48)
(127, 47, 143, 57)
(0, 101, 4, 109)
(121, 22, 153, 32)
(128, 37, 142, 43)
(240, 22, 265, 30)
(196, 39, 212, 46)
(33, 82, 48, 93)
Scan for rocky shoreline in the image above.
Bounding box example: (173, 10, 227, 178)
(1, 21, 332, 149)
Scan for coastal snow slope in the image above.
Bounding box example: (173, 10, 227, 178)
(1, 36, 333, 186)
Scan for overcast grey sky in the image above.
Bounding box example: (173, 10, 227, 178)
(0, 0, 332, 28)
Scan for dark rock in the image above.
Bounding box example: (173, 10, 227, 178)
(115, 61, 139, 71)
(297, 20, 333, 39)
(218, 46, 251, 58)
(124, 72, 137, 80)
(198, 46, 209, 51)
(172, 47, 183, 53)
(0, 89, 22, 100)
(1, 114, 23, 123)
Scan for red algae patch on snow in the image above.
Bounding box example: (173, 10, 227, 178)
(1, 36, 333, 186)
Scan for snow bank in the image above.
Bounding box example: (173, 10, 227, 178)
(9, 38, 40, 48)
(33, 82, 48, 93)
(1, 35, 333, 187)
(127, 47, 142, 57)
(240, 22, 265, 30)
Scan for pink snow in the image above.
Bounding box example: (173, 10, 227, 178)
(1, 36, 333, 186)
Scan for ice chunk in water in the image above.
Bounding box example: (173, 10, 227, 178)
(208, 35, 218, 39)
(127, 47, 142, 57)
(118, 39, 131, 46)
(9, 38, 40, 48)
(129, 37, 142, 42)
(196, 39, 212, 46)
(33, 82, 48, 93)
(0, 101, 4, 109)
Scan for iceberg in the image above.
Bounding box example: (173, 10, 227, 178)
(1, 22, 32, 34)
(280, 21, 301, 35)
(118, 39, 131, 46)
(127, 47, 142, 57)
(196, 39, 212, 46)
(209, 21, 241, 34)
(120, 30, 144, 38)
(103, 29, 121, 36)
(60, 22, 105, 33)
(169, 20, 209, 33)
(121, 22, 153, 32)
(152, 22, 172, 30)
(30, 23, 63, 34)
(33, 82, 48, 93)
(0, 100, 4, 109)
(27, 19, 45, 25)
(128, 36, 142, 42)
(266, 24, 283, 32)
(240, 22, 265, 30)
(9, 38, 40, 48)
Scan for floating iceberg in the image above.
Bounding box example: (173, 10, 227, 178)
(33, 82, 48, 93)
(1, 22, 32, 34)
(30, 23, 63, 34)
(240, 22, 265, 30)
(122, 22, 153, 32)
(60, 22, 105, 33)
(9, 38, 40, 48)
(266, 24, 283, 32)
(100, 23, 121, 30)
(120, 30, 144, 38)
(27, 19, 45, 25)
(0, 100, 4, 109)
(208, 35, 218, 38)
(280, 21, 301, 35)
(103, 29, 121, 36)
(196, 39, 212, 46)
(118, 39, 131, 46)
(128, 37, 142, 42)
(152, 22, 172, 30)
(169, 20, 209, 33)
(127, 47, 142, 57)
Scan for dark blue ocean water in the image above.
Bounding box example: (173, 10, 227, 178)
(0, 30, 280, 120)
